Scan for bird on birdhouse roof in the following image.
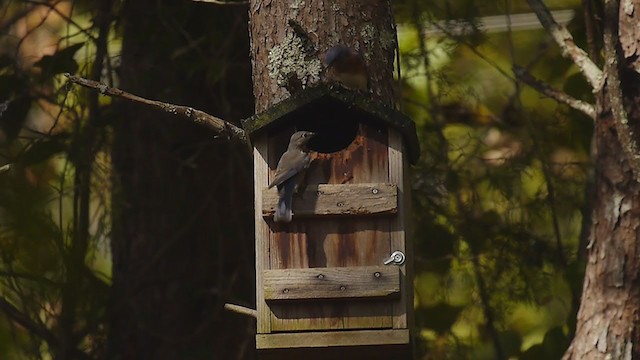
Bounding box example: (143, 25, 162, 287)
(323, 45, 368, 91)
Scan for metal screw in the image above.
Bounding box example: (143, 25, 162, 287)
(317, 274, 325, 280)
(283, 288, 289, 294)
(374, 272, 381, 278)
(337, 202, 344, 207)
(372, 188, 379, 194)
(339, 285, 346, 291)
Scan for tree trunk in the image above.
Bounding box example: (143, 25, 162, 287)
(248, 0, 398, 111)
(564, 1, 640, 358)
(108, 1, 255, 359)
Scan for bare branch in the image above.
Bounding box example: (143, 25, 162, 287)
(513, 65, 596, 120)
(224, 303, 257, 318)
(527, 0, 604, 91)
(603, 0, 640, 182)
(63, 73, 249, 144)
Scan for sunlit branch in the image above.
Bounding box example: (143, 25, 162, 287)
(63, 73, 249, 144)
(602, 0, 640, 183)
(526, 0, 604, 91)
(513, 65, 596, 120)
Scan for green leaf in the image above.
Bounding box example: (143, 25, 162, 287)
(33, 43, 84, 78)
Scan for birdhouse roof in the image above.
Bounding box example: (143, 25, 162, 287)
(241, 85, 420, 164)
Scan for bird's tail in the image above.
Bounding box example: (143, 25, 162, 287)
(274, 183, 294, 223)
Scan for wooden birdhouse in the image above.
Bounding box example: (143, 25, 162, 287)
(243, 85, 419, 352)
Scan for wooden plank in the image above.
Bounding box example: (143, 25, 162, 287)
(256, 329, 410, 349)
(388, 129, 410, 330)
(264, 266, 400, 301)
(262, 183, 398, 217)
(268, 219, 392, 331)
(268, 219, 393, 331)
(339, 125, 395, 330)
(268, 123, 394, 332)
(254, 137, 272, 334)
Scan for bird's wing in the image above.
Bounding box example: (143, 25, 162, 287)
(269, 150, 309, 188)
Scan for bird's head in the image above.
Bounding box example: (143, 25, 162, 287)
(323, 45, 352, 67)
(289, 131, 316, 149)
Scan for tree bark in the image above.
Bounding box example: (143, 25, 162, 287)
(248, 0, 398, 111)
(564, 1, 640, 358)
(108, 1, 255, 359)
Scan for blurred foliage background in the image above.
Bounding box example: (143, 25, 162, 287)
(0, 0, 593, 359)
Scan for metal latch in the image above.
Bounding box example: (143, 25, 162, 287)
(384, 250, 406, 265)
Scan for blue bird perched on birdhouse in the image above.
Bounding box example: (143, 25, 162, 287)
(268, 131, 316, 222)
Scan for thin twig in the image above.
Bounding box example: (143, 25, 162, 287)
(63, 73, 248, 144)
(526, 0, 604, 91)
(224, 303, 257, 318)
(513, 65, 596, 119)
(603, 0, 640, 183)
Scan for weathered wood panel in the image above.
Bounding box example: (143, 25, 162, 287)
(256, 329, 410, 349)
(267, 123, 393, 332)
(254, 137, 271, 334)
(264, 266, 400, 301)
(262, 183, 398, 217)
(388, 130, 411, 329)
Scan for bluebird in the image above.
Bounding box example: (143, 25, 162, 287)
(269, 131, 316, 223)
(323, 45, 368, 91)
